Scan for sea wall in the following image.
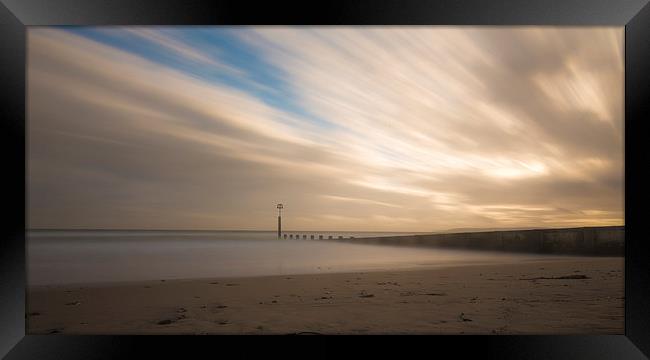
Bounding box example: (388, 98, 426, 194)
(333, 226, 624, 256)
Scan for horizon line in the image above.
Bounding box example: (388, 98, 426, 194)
(27, 224, 625, 233)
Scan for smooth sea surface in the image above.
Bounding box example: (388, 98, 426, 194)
(28, 230, 551, 286)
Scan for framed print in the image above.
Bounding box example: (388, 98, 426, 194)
(1, 0, 649, 358)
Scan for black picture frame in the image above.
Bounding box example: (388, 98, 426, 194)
(2, 0, 649, 358)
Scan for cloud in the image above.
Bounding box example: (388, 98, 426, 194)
(321, 195, 403, 209)
(27, 27, 624, 231)
(123, 28, 245, 76)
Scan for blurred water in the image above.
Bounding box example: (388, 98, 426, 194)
(28, 230, 548, 286)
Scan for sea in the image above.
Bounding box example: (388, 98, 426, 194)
(27, 229, 547, 286)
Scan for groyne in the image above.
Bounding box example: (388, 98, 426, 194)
(329, 226, 624, 256)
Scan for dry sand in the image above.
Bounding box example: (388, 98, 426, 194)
(27, 257, 624, 335)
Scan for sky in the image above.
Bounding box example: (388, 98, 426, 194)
(27, 27, 624, 232)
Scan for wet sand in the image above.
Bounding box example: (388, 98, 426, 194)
(27, 257, 624, 335)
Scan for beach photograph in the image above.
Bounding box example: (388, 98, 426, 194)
(27, 27, 624, 335)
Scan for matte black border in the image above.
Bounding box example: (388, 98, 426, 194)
(1, 0, 649, 358)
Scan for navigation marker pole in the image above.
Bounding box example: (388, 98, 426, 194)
(277, 203, 283, 238)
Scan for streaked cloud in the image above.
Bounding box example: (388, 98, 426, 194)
(27, 27, 624, 231)
(321, 195, 403, 209)
(123, 28, 243, 74)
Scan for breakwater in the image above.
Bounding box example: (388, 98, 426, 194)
(327, 226, 624, 256)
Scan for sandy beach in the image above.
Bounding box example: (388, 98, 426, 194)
(27, 257, 624, 335)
